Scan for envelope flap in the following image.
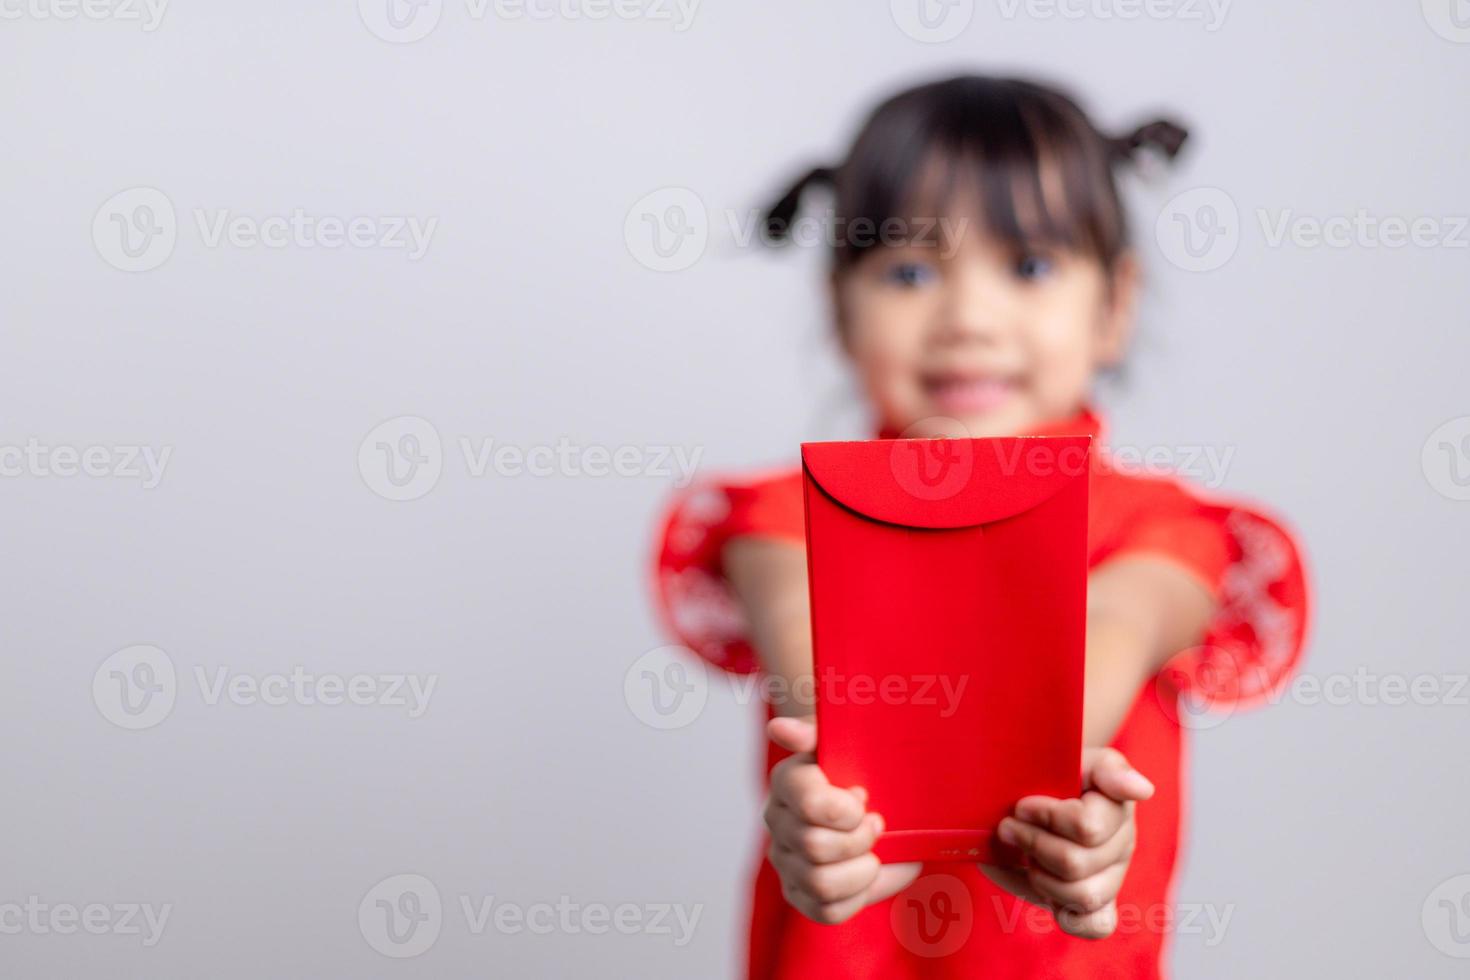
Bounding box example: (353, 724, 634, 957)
(801, 435, 1091, 529)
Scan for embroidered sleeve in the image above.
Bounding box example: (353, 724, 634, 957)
(649, 471, 804, 674)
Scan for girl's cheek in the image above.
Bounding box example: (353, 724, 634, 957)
(1029, 322, 1099, 413)
(1023, 282, 1108, 411)
(845, 307, 928, 425)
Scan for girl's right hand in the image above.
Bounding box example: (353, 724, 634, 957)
(762, 715, 923, 924)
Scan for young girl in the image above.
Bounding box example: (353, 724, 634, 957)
(650, 75, 1310, 979)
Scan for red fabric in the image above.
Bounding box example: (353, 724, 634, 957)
(648, 409, 1311, 979)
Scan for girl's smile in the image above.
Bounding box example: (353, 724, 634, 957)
(920, 371, 1021, 417)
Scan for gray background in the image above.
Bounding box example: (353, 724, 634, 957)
(3, 1, 1468, 976)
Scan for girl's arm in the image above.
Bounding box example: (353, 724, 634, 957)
(1081, 555, 1217, 744)
(725, 537, 1219, 739)
(723, 536, 815, 717)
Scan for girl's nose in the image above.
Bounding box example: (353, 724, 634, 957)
(934, 276, 1011, 348)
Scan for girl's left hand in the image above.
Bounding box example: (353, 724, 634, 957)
(981, 747, 1155, 940)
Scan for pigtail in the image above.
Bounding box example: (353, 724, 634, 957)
(762, 165, 836, 242)
(1109, 118, 1190, 166)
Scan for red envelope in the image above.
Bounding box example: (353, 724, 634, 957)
(801, 434, 1090, 865)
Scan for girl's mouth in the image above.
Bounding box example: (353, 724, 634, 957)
(923, 374, 1018, 415)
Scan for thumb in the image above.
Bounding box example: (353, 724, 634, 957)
(1082, 747, 1155, 802)
(766, 714, 817, 755)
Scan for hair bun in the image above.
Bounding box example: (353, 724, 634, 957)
(1112, 118, 1190, 164)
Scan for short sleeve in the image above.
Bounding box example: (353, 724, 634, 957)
(1107, 512, 1234, 601)
(1092, 467, 1311, 714)
(649, 469, 804, 675)
(1158, 502, 1312, 712)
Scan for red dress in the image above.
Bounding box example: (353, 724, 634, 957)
(649, 409, 1311, 979)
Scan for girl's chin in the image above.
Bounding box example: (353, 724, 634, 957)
(889, 405, 1034, 440)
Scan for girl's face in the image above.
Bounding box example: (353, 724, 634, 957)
(834, 226, 1138, 439)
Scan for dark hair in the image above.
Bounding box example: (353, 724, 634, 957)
(762, 75, 1188, 275)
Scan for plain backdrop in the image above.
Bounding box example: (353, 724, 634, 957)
(3, 2, 1468, 976)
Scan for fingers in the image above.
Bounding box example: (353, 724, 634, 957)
(1051, 901, 1120, 940)
(981, 863, 1124, 940)
(997, 814, 1133, 882)
(983, 862, 1126, 940)
(1081, 746, 1155, 802)
(765, 808, 884, 864)
(768, 848, 921, 925)
(1026, 861, 1127, 917)
(768, 759, 867, 832)
(1013, 792, 1129, 849)
(983, 753, 1147, 942)
(766, 715, 817, 755)
(979, 864, 1050, 910)
(769, 847, 882, 924)
(866, 861, 923, 906)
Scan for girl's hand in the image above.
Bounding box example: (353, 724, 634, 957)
(981, 747, 1156, 940)
(764, 718, 1153, 938)
(763, 715, 922, 924)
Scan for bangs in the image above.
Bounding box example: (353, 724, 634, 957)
(832, 76, 1125, 268)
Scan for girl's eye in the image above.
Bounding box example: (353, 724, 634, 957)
(884, 261, 937, 287)
(1014, 253, 1055, 281)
